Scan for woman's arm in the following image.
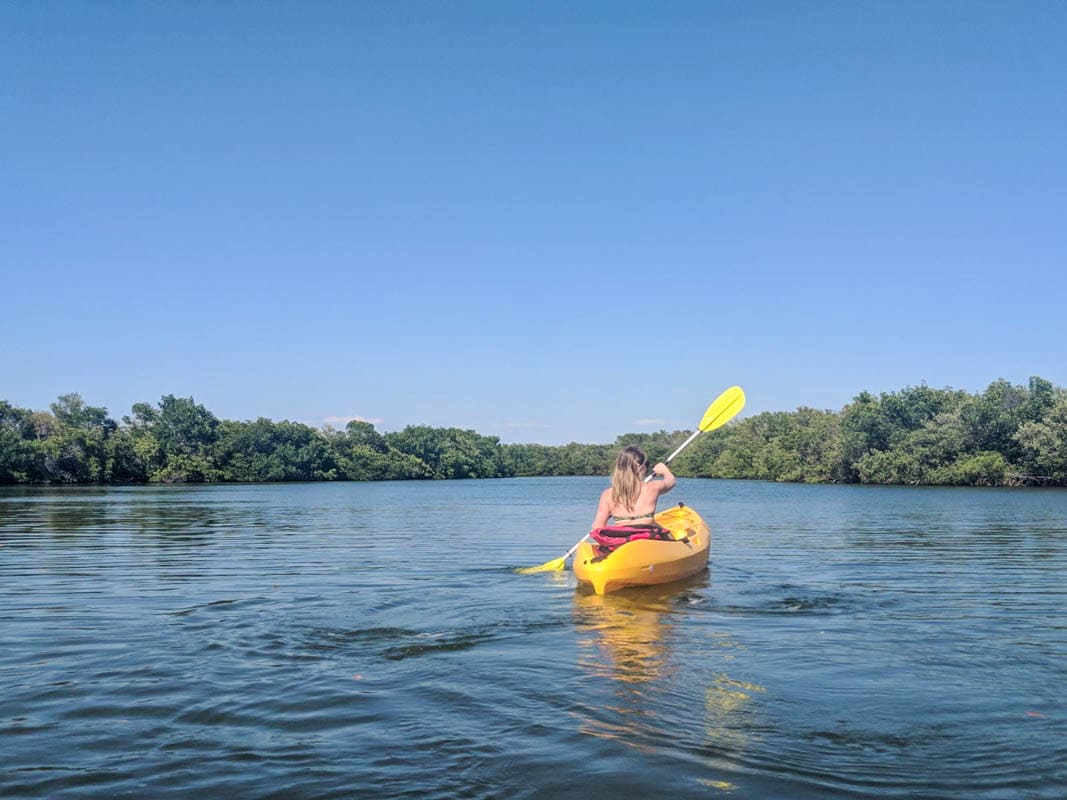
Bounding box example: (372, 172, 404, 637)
(652, 462, 677, 494)
(591, 489, 612, 530)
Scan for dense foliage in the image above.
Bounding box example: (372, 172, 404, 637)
(1, 378, 1065, 486)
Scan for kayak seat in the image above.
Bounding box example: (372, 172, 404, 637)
(590, 524, 685, 562)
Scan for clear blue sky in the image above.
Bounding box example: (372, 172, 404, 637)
(3, 1, 1065, 444)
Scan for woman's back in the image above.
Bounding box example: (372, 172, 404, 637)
(604, 481, 662, 521)
(591, 445, 676, 530)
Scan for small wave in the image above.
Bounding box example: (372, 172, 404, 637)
(312, 626, 421, 648)
(170, 596, 272, 617)
(710, 583, 886, 617)
(384, 630, 501, 661)
(304, 617, 565, 662)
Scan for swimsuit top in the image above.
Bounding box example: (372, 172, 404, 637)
(612, 511, 655, 522)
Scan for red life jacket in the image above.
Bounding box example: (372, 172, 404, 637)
(589, 524, 674, 557)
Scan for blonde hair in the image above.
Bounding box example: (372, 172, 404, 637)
(611, 446, 648, 510)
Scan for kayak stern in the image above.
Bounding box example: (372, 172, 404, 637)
(573, 504, 711, 595)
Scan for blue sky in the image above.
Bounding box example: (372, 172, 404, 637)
(3, 1, 1065, 444)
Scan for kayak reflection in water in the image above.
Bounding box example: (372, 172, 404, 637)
(591, 446, 677, 533)
(573, 580, 763, 766)
(574, 584, 683, 686)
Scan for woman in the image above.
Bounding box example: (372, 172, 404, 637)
(591, 445, 676, 532)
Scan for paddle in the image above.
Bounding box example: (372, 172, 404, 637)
(516, 386, 746, 574)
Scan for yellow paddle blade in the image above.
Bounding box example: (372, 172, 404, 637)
(515, 557, 566, 574)
(698, 386, 746, 432)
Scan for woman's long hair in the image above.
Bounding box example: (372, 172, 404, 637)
(611, 446, 648, 510)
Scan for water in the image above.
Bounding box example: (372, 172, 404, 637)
(1, 478, 1064, 799)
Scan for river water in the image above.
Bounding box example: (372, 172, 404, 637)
(1, 478, 1064, 799)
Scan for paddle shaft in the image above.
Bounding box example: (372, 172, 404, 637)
(560, 539, 585, 563)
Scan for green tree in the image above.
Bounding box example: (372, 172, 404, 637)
(215, 418, 335, 482)
(386, 426, 509, 479)
(552, 442, 613, 476)
(154, 395, 219, 455)
(103, 428, 150, 483)
(150, 395, 221, 483)
(1013, 391, 1067, 484)
(962, 378, 1029, 460)
(328, 422, 431, 480)
(0, 401, 37, 483)
(840, 391, 891, 480)
(502, 443, 564, 476)
(344, 420, 390, 453)
(38, 394, 116, 483)
(121, 402, 163, 480)
(929, 452, 1009, 486)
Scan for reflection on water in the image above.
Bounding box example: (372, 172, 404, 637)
(571, 580, 694, 754)
(570, 575, 767, 794)
(704, 673, 765, 756)
(574, 579, 695, 685)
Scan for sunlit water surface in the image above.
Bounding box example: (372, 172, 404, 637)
(1, 479, 1065, 799)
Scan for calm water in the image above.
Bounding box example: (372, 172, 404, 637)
(1, 478, 1064, 799)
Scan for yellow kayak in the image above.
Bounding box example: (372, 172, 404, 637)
(573, 503, 711, 595)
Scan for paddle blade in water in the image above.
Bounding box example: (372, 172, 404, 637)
(515, 557, 566, 574)
(698, 386, 746, 432)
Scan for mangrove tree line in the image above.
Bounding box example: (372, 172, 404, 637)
(1, 377, 1065, 487)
